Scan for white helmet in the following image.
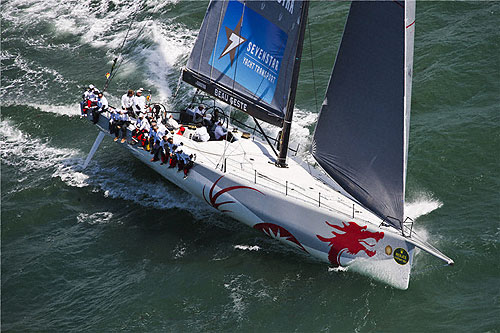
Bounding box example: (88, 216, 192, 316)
(88, 84, 95, 89)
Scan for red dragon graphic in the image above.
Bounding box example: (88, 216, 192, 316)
(316, 221, 384, 267)
(254, 223, 308, 253)
(202, 175, 264, 213)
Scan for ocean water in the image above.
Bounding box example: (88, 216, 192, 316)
(1, 1, 499, 331)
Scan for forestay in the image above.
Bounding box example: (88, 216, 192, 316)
(312, 1, 413, 229)
(182, 0, 306, 127)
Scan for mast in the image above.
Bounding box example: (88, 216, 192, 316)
(277, 0, 310, 167)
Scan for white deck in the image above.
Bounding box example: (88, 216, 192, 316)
(175, 125, 383, 227)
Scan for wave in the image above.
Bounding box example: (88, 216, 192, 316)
(405, 192, 443, 220)
(77, 212, 114, 225)
(0, 119, 78, 173)
(53, 157, 217, 219)
(1, 118, 216, 219)
(234, 245, 261, 251)
(1, 0, 196, 108)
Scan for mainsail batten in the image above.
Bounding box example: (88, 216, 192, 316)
(312, 1, 407, 228)
(183, 0, 306, 127)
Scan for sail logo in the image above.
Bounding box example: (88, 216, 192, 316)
(209, 0, 287, 104)
(316, 221, 384, 267)
(218, 15, 246, 66)
(276, 0, 294, 15)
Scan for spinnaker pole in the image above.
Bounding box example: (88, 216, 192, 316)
(277, 0, 310, 167)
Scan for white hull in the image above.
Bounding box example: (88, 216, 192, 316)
(86, 113, 437, 289)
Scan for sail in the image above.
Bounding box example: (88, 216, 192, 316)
(311, 1, 412, 228)
(182, 0, 306, 127)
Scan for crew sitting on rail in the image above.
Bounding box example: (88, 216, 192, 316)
(108, 107, 118, 133)
(158, 135, 173, 165)
(149, 123, 166, 160)
(182, 153, 195, 179)
(80, 84, 95, 117)
(113, 109, 130, 143)
(121, 89, 134, 116)
(151, 124, 167, 162)
(133, 88, 147, 116)
(131, 113, 150, 146)
(158, 120, 168, 138)
(150, 129, 163, 162)
(146, 121, 157, 151)
(193, 123, 210, 142)
(176, 148, 195, 179)
(91, 91, 108, 124)
(168, 142, 183, 168)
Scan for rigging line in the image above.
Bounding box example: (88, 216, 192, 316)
(253, 117, 279, 158)
(103, 2, 143, 92)
(307, 15, 319, 113)
(208, 0, 226, 81)
(107, 19, 150, 83)
(216, 1, 246, 168)
(106, 2, 162, 92)
(218, 106, 233, 168)
(229, 2, 245, 96)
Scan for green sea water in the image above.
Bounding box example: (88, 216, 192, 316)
(1, 1, 499, 331)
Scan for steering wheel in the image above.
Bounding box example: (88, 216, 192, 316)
(204, 106, 228, 127)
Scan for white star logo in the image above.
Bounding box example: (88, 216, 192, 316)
(220, 32, 246, 58)
(218, 14, 246, 66)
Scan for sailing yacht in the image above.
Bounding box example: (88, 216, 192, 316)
(83, 0, 453, 289)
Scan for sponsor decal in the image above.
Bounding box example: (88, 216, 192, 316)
(385, 245, 393, 256)
(317, 221, 384, 267)
(202, 175, 264, 213)
(254, 223, 308, 253)
(393, 248, 409, 265)
(276, 0, 295, 15)
(209, 0, 288, 104)
(214, 87, 248, 111)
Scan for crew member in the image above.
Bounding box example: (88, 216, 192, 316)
(81, 84, 95, 117)
(193, 123, 210, 142)
(166, 114, 180, 131)
(114, 110, 130, 143)
(214, 121, 226, 140)
(108, 107, 119, 134)
(147, 121, 158, 151)
(180, 151, 195, 179)
(169, 142, 183, 168)
(193, 104, 205, 124)
(158, 135, 172, 165)
(131, 113, 150, 146)
(150, 125, 166, 162)
(92, 92, 108, 124)
(133, 88, 147, 116)
(121, 89, 134, 116)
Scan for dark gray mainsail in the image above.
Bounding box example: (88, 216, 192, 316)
(311, 1, 412, 228)
(182, 0, 305, 127)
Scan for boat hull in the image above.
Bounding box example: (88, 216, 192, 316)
(87, 114, 415, 289)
